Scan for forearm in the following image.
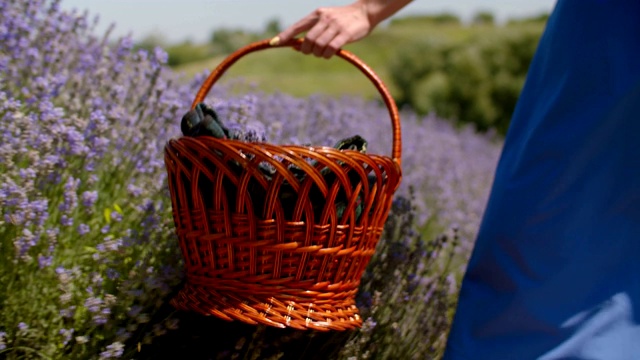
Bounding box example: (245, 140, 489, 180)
(358, 0, 414, 28)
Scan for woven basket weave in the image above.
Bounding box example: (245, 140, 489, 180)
(164, 39, 402, 331)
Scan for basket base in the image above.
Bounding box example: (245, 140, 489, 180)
(170, 283, 363, 331)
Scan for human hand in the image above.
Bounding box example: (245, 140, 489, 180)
(274, 2, 374, 58)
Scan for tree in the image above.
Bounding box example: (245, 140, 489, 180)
(472, 11, 495, 26)
(136, 31, 168, 52)
(210, 28, 260, 54)
(263, 18, 282, 37)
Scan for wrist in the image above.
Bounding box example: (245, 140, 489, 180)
(356, 0, 383, 27)
(356, 0, 412, 28)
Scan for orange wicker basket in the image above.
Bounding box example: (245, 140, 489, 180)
(164, 38, 402, 331)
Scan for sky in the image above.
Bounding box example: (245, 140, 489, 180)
(60, 0, 557, 44)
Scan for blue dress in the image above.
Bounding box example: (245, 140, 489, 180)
(443, 0, 640, 358)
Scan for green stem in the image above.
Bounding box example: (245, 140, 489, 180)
(0, 346, 53, 360)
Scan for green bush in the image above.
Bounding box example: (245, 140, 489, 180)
(165, 41, 215, 67)
(209, 29, 261, 55)
(389, 13, 461, 26)
(472, 11, 495, 26)
(388, 26, 542, 134)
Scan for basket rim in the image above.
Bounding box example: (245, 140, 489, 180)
(166, 136, 403, 194)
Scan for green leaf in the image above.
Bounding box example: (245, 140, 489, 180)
(84, 246, 98, 253)
(104, 208, 112, 224)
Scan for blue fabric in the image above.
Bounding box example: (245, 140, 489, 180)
(443, 0, 640, 359)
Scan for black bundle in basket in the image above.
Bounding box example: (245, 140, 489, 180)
(180, 102, 375, 222)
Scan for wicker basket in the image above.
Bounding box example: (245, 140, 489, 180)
(164, 39, 402, 331)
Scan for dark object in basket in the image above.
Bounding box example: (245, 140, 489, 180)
(181, 102, 228, 138)
(163, 38, 402, 331)
(180, 102, 373, 222)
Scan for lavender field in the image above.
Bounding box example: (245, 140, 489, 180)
(0, 1, 502, 359)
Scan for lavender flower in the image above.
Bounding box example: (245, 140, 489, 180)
(59, 328, 74, 346)
(59, 307, 76, 319)
(37, 254, 52, 268)
(15, 228, 37, 260)
(77, 223, 90, 235)
(0, 331, 6, 351)
(81, 190, 98, 208)
(100, 342, 124, 359)
(153, 46, 168, 65)
(84, 297, 103, 313)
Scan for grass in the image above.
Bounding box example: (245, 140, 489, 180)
(173, 43, 398, 99)
(173, 20, 545, 100)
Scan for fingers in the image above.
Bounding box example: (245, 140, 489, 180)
(288, 10, 346, 58)
(306, 27, 349, 58)
(277, 11, 338, 58)
(276, 12, 319, 44)
(323, 33, 351, 58)
(303, 18, 344, 57)
(276, 5, 369, 58)
(300, 18, 328, 54)
(314, 27, 340, 58)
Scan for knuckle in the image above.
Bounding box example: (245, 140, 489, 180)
(315, 7, 329, 16)
(317, 10, 339, 24)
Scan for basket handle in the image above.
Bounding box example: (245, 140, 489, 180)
(192, 38, 402, 164)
